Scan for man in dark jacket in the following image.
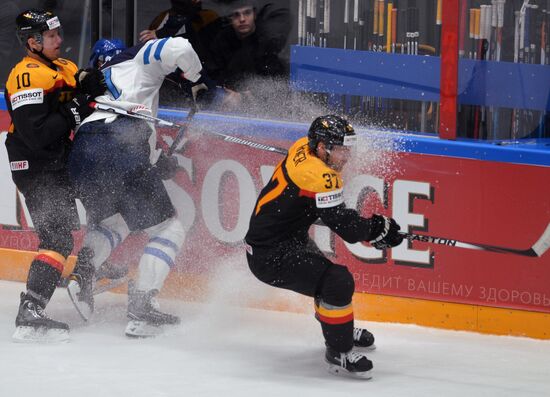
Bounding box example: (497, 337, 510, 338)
(208, 0, 291, 109)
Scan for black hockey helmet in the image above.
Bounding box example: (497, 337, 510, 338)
(308, 115, 357, 152)
(16, 9, 61, 47)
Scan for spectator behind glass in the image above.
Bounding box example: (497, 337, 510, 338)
(139, 0, 222, 108)
(139, 0, 221, 67)
(208, 0, 291, 111)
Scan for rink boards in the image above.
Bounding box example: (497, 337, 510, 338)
(0, 105, 549, 339)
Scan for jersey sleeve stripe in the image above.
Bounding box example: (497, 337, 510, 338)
(103, 68, 121, 99)
(143, 42, 154, 65)
(153, 38, 169, 61)
(298, 189, 316, 198)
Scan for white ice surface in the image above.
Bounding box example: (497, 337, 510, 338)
(1, 279, 549, 397)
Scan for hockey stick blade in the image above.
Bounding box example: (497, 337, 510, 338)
(92, 276, 129, 295)
(531, 222, 550, 257)
(400, 221, 550, 258)
(59, 276, 129, 295)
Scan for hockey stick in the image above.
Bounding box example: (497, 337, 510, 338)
(60, 275, 129, 295)
(167, 105, 196, 156)
(399, 221, 550, 257)
(90, 102, 288, 155)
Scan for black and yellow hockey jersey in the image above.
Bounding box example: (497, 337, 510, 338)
(4, 56, 78, 172)
(245, 137, 378, 248)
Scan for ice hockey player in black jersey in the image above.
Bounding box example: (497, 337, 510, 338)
(5, 9, 105, 342)
(245, 115, 403, 379)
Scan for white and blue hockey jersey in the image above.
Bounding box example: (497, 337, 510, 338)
(81, 37, 202, 162)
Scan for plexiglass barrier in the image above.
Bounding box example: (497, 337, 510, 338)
(0, 0, 548, 140)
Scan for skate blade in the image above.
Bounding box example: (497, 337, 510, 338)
(326, 363, 373, 380)
(12, 326, 69, 343)
(125, 320, 162, 338)
(67, 281, 93, 321)
(355, 343, 377, 352)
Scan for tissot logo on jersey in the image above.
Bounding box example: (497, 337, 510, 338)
(315, 188, 344, 208)
(10, 89, 44, 110)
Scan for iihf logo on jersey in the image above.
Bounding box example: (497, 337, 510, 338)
(10, 160, 29, 171)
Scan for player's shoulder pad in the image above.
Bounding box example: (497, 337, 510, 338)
(285, 137, 345, 208)
(54, 58, 78, 75)
(6, 57, 77, 110)
(6, 57, 78, 93)
(6, 58, 55, 93)
(139, 36, 190, 65)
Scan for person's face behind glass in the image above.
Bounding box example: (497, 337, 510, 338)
(230, 6, 256, 38)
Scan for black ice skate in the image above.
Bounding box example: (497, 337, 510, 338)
(12, 292, 69, 343)
(353, 327, 376, 350)
(67, 248, 96, 321)
(125, 284, 180, 338)
(325, 346, 373, 379)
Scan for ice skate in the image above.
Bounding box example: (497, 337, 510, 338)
(67, 247, 95, 321)
(125, 284, 180, 338)
(325, 346, 373, 379)
(353, 327, 376, 350)
(12, 292, 69, 343)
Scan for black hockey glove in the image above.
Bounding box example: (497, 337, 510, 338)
(75, 68, 107, 98)
(153, 153, 179, 180)
(368, 215, 403, 250)
(61, 94, 94, 129)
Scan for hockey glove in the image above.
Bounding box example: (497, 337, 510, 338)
(182, 72, 218, 105)
(368, 215, 403, 249)
(75, 68, 107, 98)
(153, 153, 179, 180)
(61, 94, 94, 129)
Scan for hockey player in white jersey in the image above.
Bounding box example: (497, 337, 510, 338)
(66, 37, 211, 337)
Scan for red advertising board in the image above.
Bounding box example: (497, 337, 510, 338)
(0, 123, 549, 314)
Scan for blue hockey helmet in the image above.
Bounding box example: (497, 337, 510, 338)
(89, 38, 126, 68)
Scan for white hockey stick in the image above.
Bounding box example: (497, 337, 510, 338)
(90, 102, 288, 155)
(400, 221, 550, 257)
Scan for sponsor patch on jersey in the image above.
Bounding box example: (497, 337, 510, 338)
(315, 188, 344, 208)
(10, 160, 29, 171)
(56, 58, 68, 65)
(26, 63, 39, 68)
(10, 88, 44, 110)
